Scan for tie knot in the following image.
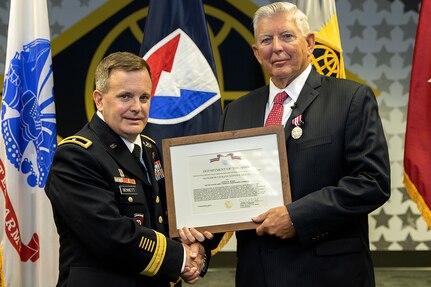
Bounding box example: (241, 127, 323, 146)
(132, 144, 141, 160)
(274, 91, 288, 105)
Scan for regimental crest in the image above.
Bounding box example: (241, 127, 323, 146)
(312, 37, 344, 78)
(1, 38, 57, 187)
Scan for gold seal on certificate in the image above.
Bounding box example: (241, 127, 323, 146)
(291, 126, 302, 139)
(225, 200, 233, 209)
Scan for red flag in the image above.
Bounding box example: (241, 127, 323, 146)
(404, 0, 431, 227)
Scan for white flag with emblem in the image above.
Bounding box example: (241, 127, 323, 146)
(0, 0, 58, 286)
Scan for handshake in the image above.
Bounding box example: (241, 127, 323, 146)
(179, 227, 214, 285)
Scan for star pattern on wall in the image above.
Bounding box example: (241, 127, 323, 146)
(398, 77, 411, 96)
(376, 0, 392, 12)
(400, 16, 418, 41)
(347, 19, 366, 39)
(421, 240, 431, 250)
(374, 18, 394, 40)
(394, 0, 421, 13)
(373, 45, 394, 67)
(0, 18, 7, 37)
(50, 21, 65, 36)
(349, 47, 366, 66)
(337, 0, 431, 251)
(400, 44, 414, 68)
(399, 187, 412, 204)
(348, 0, 365, 12)
(398, 206, 421, 230)
(376, 98, 391, 121)
(372, 208, 392, 229)
(0, 0, 8, 10)
(79, 0, 91, 7)
(398, 234, 420, 250)
(372, 234, 392, 250)
(51, 0, 64, 9)
(373, 72, 394, 94)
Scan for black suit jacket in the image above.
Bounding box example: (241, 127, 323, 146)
(45, 115, 183, 287)
(219, 69, 390, 287)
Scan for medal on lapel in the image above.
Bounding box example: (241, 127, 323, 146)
(291, 115, 304, 140)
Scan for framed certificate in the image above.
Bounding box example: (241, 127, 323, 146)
(162, 125, 291, 237)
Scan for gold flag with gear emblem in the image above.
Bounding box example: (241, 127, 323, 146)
(295, 0, 346, 78)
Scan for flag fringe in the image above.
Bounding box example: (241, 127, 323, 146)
(0, 245, 5, 287)
(404, 172, 431, 228)
(211, 232, 233, 256)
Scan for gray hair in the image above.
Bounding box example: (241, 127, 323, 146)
(95, 52, 151, 93)
(253, 2, 310, 37)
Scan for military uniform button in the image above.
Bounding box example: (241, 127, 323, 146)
(158, 216, 163, 224)
(128, 196, 133, 203)
(156, 196, 160, 204)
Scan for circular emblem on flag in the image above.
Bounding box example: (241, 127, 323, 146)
(1, 39, 57, 187)
(143, 28, 221, 124)
(312, 37, 343, 78)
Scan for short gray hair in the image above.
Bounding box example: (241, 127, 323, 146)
(95, 52, 151, 93)
(253, 2, 310, 37)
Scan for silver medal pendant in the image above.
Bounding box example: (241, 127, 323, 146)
(291, 126, 303, 139)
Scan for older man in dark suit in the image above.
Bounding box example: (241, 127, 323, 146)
(218, 2, 390, 287)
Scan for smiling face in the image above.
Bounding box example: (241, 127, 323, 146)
(93, 68, 152, 143)
(252, 11, 315, 89)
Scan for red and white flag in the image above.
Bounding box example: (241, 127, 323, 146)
(404, 0, 431, 227)
(0, 0, 58, 286)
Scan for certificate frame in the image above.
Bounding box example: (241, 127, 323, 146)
(162, 125, 291, 237)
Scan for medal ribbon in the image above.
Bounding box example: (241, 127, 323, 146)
(292, 115, 304, 127)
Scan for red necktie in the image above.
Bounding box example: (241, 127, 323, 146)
(265, 91, 289, 127)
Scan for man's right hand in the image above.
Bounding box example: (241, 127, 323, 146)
(181, 242, 206, 284)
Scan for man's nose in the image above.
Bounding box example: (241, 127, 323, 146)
(272, 37, 283, 52)
(130, 98, 141, 112)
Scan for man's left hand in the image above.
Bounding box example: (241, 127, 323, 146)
(252, 206, 295, 239)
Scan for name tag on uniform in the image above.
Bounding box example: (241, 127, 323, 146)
(119, 185, 138, 195)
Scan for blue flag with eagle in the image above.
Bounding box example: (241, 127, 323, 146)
(139, 0, 221, 147)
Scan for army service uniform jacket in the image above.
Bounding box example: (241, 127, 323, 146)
(45, 114, 183, 287)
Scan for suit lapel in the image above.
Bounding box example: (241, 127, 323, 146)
(254, 86, 270, 127)
(285, 69, 322, 140)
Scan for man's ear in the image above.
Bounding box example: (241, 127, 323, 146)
(93, 90, 103, 112)
(252, 44, 263, 65)
(306, 33, 315, 55)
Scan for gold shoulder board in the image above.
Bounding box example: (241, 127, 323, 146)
(141, 134, 156, 145)
(58, 136, 93, 149)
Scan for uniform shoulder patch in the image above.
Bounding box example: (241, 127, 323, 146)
(59, 136, 93, 149)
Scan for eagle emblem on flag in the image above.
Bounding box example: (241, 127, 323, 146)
(1, 38, 57, 188)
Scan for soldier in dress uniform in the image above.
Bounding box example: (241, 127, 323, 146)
(45, 52, 209, 287)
